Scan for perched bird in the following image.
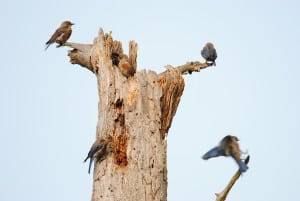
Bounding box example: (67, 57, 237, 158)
(118, 55, 135, 78)
(202, 135, 248, 173)
(45, 20, 74, 50)
(201, 42, 217, 66)
(84, 136, 112, 174)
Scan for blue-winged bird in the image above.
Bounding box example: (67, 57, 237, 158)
(202, 135, 248, 173)
(84, 136, 112, 174)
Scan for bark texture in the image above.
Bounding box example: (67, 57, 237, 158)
(89, 29, 185, 201)
(64, 28, 212, 201)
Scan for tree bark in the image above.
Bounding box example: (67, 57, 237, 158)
(63, 28, 212, 201)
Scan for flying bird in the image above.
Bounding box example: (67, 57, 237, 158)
(201, 42, 217, 66)
(45, 20, 74, 50)
(202, 135, 248, 173)
(84, 136, 112, 174)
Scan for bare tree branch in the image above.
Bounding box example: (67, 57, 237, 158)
(215, 156, 250, 201)
(175, 61, 213, 75)
(63, 42, 94, 72)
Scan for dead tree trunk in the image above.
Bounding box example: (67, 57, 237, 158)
(64, 28, 212, 201)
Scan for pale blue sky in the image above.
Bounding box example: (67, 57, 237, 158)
(1, 0, 299, 200)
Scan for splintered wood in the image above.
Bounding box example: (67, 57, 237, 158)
(158, 66, 185, 138)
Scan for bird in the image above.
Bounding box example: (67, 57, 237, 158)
(118, 55, 135, 78)
(83, 136, 112, 174)
(201, 42, 217, 66)
(202, 135, 248, 173)
(45, 20, 74, 50)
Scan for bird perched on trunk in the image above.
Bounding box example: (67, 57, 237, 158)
(202, 135, 248, 173)
(83, 136, 113, 174)
(45, 20, 74, 50)
(201, 42, 217, 66)
(118, 55, 136, 78)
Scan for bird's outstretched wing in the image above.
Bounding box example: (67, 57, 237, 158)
(202, 146, 225, 160)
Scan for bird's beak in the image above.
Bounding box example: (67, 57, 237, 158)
(71, 23, 75, 25)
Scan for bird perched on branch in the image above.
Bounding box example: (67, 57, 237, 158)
(45, 20, 74, 50)
(202, 135, 248, 173)
(201, 42, 217, 66)
(84, 136, 112, 174)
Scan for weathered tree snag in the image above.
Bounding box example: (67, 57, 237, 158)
(215, 156, 250, 201)
(63, 28, 212, 201)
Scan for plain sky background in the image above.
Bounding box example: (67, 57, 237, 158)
(1, 0, 299, 200)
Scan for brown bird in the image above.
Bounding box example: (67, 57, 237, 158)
(202, 135, 248, 173)
(45, 20, 74, 50)
(118, 55, 136, 78)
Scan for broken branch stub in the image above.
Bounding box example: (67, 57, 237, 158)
(63, 42, 94, 72)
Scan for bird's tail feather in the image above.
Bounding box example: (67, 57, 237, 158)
(88, 158, 93, 174)
(237, 160, 248, 173)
